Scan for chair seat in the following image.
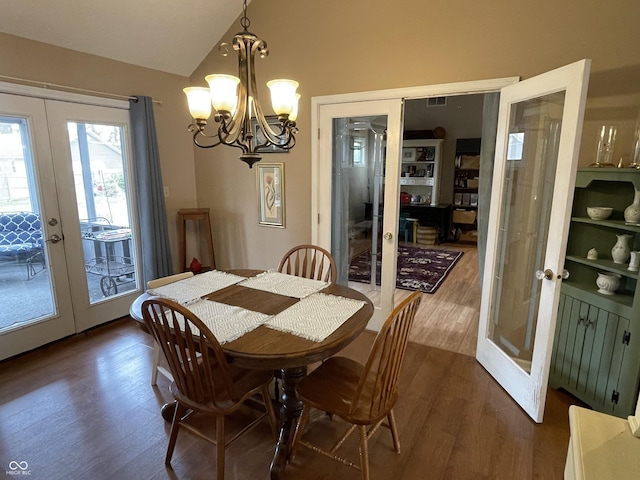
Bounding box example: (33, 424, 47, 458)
(297, 356, 392, 425)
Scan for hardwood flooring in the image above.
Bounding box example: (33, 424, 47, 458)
(349, 241, 481, 356)
(0, 317, 580, 480)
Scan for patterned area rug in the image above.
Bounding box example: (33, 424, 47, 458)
(349, 246, 464, 294)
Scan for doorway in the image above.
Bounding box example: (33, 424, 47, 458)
(0, 86, 142, 360)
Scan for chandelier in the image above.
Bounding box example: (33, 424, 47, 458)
(183, 0, 300, 168)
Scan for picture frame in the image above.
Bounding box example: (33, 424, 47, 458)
(256, 162, 285, 228)
(252, 116, 289, 153)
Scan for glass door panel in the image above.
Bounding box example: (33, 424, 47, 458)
(316, 99, 403, 330)
(0, 116, 55, 328)
(476, 59, 590, 422)
(45, 100, 141, 332)
(0, 93, 75, 360)
(66, 122, 137, 303)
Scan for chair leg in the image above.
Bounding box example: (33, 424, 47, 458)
(290, 404, 310, 461)
(387, 409, 401, 454)
(261, 385, 279, 440)
(216, 415, 225, 480)
(165, 403, 187, 465)
(358, 425, 370, 480)
(151, 341, 160, 386)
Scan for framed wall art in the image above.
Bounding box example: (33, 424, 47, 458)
(252, 116, 289, 153)
(256, 162, 285, 228)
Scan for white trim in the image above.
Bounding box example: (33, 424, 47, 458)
(311, 77, 519, 109)
(0, 80, 129, 109)
(311, 76, 519, 243)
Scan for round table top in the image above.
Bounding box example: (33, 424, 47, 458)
(130, 269, 374, 370)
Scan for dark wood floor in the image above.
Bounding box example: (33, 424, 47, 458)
(0, 317, 580, 479)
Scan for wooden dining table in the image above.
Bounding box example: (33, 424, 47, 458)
(129, 269, 374, 480)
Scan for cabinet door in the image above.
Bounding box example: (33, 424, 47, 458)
(551, 293, 630, 415)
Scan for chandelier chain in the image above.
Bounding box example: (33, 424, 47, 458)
(240, 0, 250, 30)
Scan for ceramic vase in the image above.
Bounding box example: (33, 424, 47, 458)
(624, 189, 640, 224)
(596, 272, 621, 295)
(611, 234, 633, 264)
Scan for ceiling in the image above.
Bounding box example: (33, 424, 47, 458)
(0, 0, 246, 77)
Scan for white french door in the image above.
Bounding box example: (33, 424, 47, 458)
(476, 59, 591, 422)
(0, 87, 141, 360)
(315, 99, 404, 330)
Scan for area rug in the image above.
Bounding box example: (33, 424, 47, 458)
(349, 246, 463, 294)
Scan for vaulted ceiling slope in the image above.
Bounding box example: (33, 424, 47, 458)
(0, 0, 244, 76)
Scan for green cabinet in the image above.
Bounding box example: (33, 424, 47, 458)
(550, 168, 640, 418)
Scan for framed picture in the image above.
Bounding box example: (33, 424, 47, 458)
(252, 116, 289, 153)
(256, 162, 285, 228)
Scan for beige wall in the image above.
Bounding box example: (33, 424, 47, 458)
(0, 33, 197, 272)
(2, 0, 638, 273)
(191, 0, 640, 270)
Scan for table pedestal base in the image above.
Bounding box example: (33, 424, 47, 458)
(270, 366, 306, 480)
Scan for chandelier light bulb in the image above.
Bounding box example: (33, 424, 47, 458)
(183, 87, 212, 121)
(267, 79, 299, 117)
(205, 74, 240, 116)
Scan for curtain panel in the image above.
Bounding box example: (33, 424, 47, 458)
(130, 96, 172, 286)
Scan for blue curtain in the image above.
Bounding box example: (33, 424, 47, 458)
(130, 96, 172, 286)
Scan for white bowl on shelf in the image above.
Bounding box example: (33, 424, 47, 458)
(586, 206, 613, 220)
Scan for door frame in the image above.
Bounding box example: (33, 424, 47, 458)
(311, 77, 519, 331)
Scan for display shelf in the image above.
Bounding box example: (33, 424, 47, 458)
(551, 168, 640, 418)
(400, 139, 444, 207)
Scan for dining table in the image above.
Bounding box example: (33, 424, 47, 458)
(129, 268, 374, 480)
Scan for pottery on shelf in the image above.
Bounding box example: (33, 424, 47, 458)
(630, 251, 640, 272)
(587, 248, 598, 260)
(624, 188, 640, 224)
(586, 206, 613, 220)
(596, 272, 621, 295)
(611, 233, 633, 264)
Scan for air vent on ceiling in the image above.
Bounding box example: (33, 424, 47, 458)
(427, 97, 447, 107)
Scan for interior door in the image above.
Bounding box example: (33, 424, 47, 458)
(315, 100, 403, 330)
(476, 59, 591, 422)
(0, 93, 75, 360)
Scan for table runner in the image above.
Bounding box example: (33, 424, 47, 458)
(172, 299, 269, 344)
(265, 293, 366, 342)
(238, 270, 329, 299)
(147, 270, 246, 305)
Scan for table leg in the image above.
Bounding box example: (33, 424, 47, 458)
(270, 366, 306, 480)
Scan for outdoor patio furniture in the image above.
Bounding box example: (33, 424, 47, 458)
(0, 212, 44, 279)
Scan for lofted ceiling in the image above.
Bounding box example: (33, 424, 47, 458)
(0, 0, 247, 77)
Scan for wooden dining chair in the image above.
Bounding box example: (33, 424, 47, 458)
(141, 297, 278, 479)
(278, 244, 337, 283)
(146, 271, 194, 385)
(290, 290, 422, 480)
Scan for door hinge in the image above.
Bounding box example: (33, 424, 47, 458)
(611, 389, 620, 404)
(317, 213, 320, 224)
(318, 128, 320, 140)
(623, 330, 631, 345)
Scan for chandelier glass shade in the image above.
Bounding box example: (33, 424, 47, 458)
(183, 1, 299, 168)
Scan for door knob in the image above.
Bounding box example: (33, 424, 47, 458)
(535, 269, 554, 280)
(561, 269, 570, 279)
(48, 218, 58, 226)
(47, 234, 62, 244)
(383, 232, 393, 240)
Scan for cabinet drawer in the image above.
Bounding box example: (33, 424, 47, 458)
(551, 293, 630, 416)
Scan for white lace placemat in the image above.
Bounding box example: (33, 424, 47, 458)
(265, 293, 365, 342)
(173, 299, 269, 344)
(238, 270, 329, 299)
(147, 270, 246, 305)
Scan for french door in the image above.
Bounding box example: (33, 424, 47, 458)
(476, 59, 591, 422)
(315, 100, 404, 330)
(0, 88, 141, 360)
